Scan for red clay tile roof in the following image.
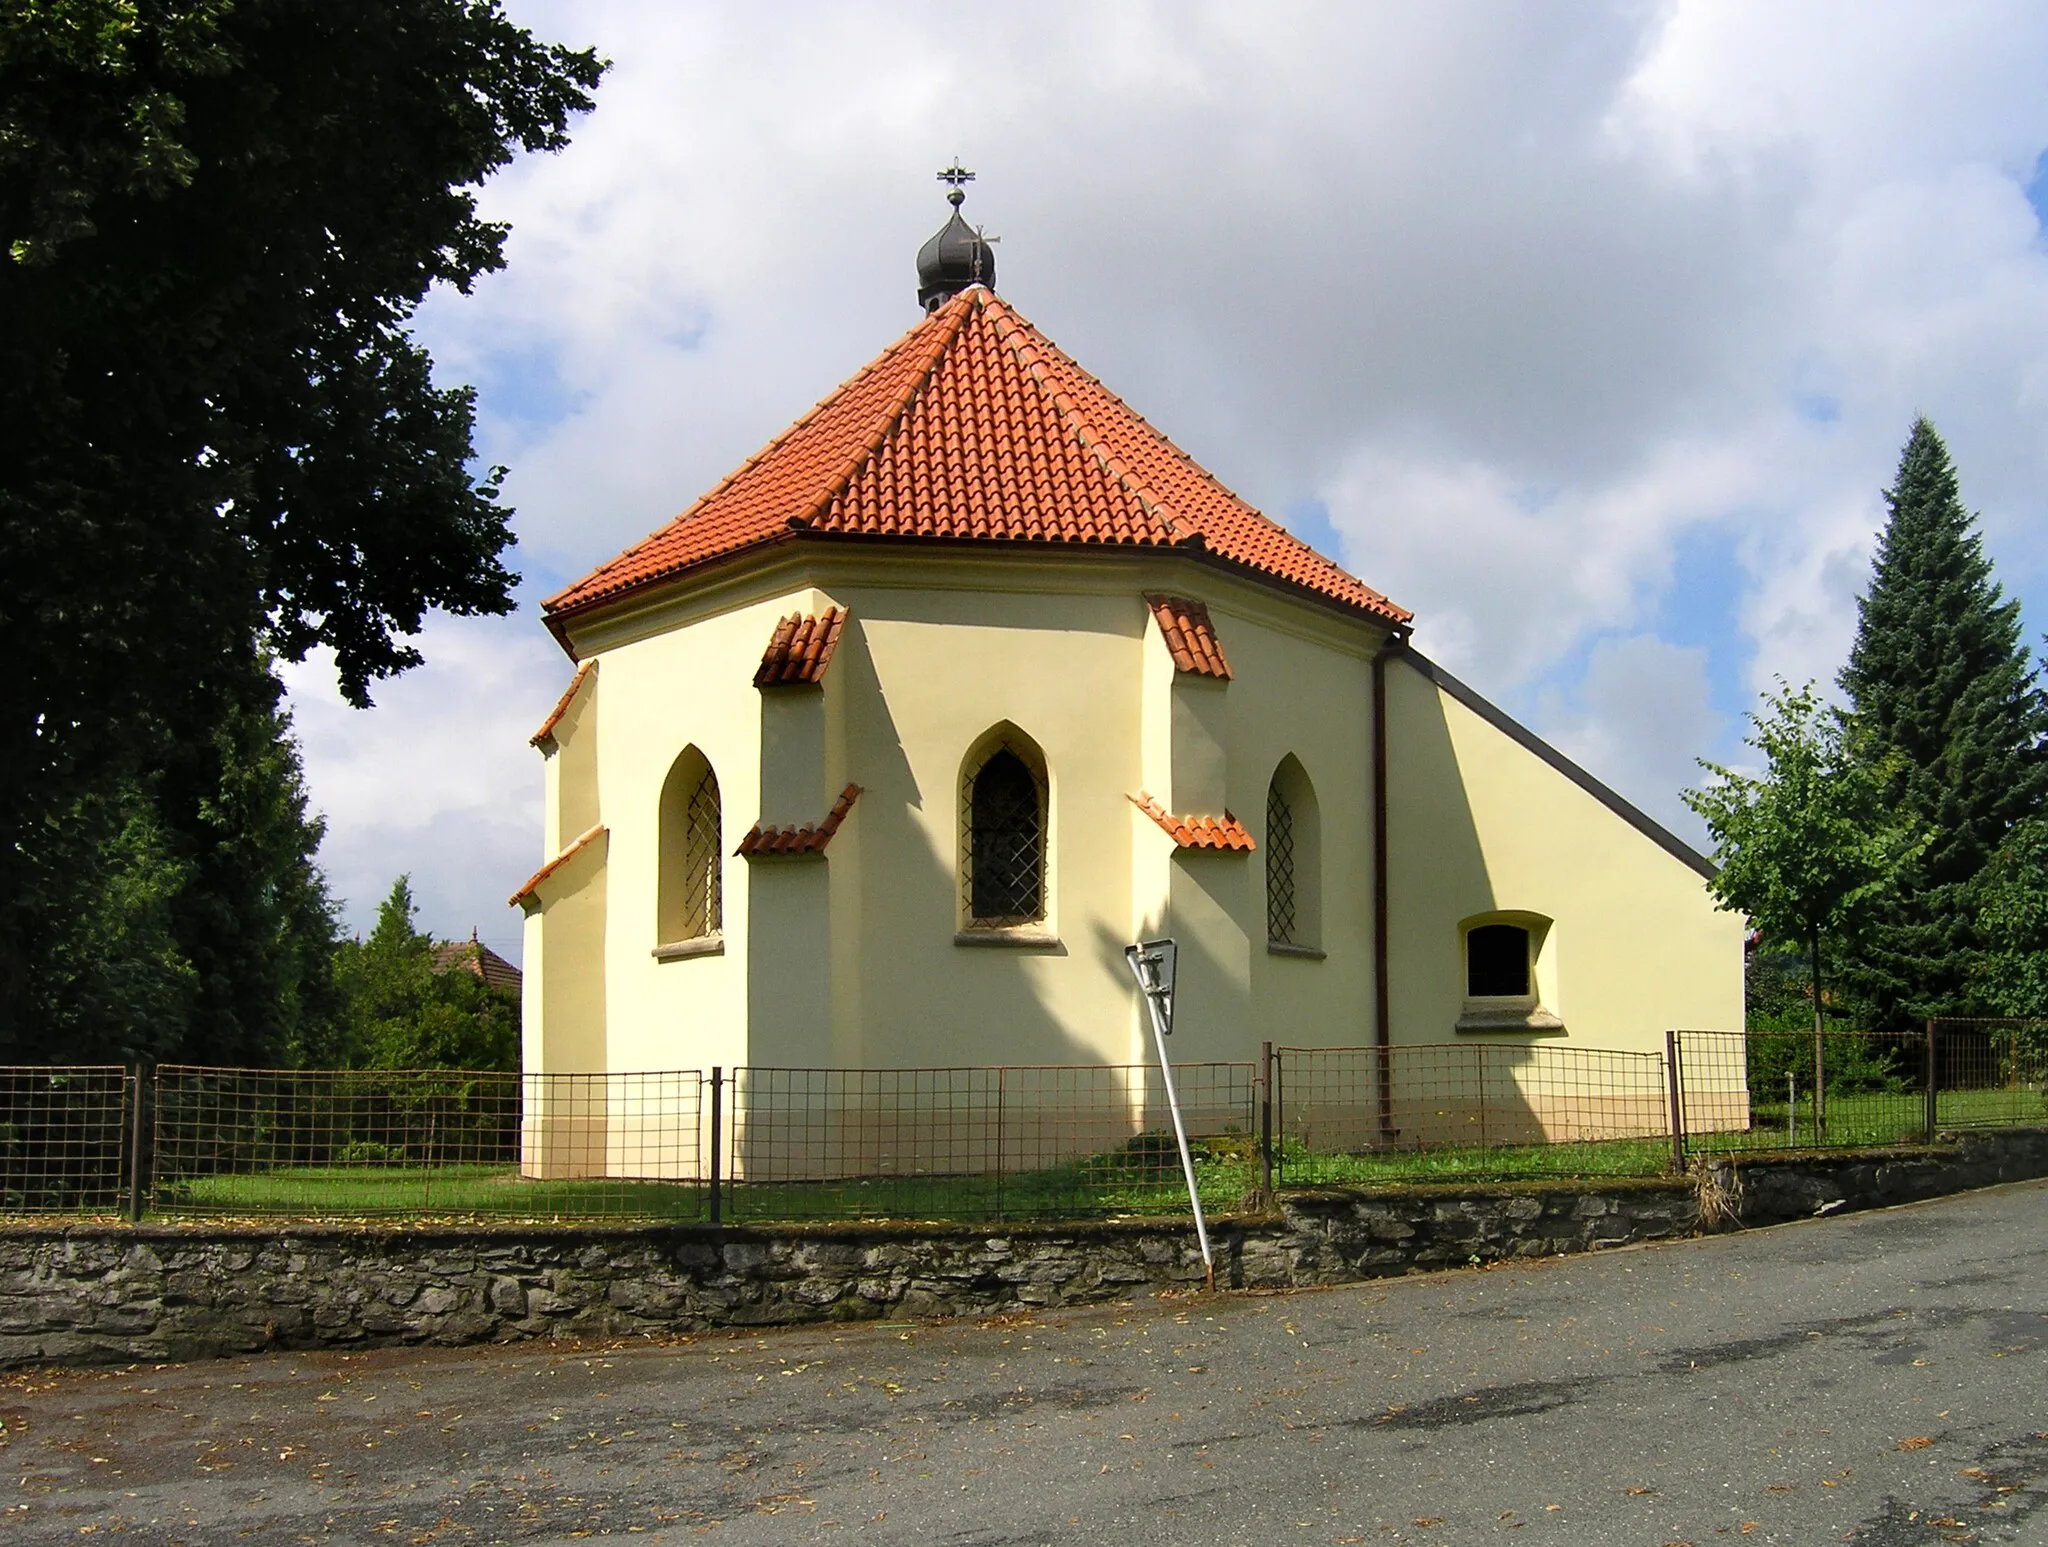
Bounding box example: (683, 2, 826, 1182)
(509, 824, 606, 910)
(736, 784, 862, 858)
(544, 287, 1409, 632)
(1146, 595, 1232, 679)
(1128, 791, 1256, 851)
(431, 936, 523, 996)
(529, 660, 595, 747)
(755, 607, 846, 687)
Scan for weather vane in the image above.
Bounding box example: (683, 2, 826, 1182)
(937, 160, 975, 208)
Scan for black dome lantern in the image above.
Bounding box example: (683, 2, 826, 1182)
(917, 162, 996, 312)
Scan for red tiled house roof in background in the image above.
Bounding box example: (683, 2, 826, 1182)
(755, 607, 846, 687)
(543, 287, 1410, 633)
(736, 784, 862, 858)
(1145, 595, 1232, 679)
(431, 935, 523, 996)
(1128, 792, 1256, 851)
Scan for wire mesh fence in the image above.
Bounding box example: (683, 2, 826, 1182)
(1, 1024, 2044, 1225)
(149, 1067, 706, 1222)
(1930, 1020, 2048, 1130)
(1273, 1042, 1677, 1185)
(0, 1067, 133, 1216)
(1674, 1027, 1937, 1156)
(722, 1063, 1259, 1222)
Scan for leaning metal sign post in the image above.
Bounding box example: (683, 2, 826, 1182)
(1123, 938, 1214, 1288)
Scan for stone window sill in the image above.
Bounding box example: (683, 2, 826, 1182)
(955, 928, 1062, 950)
(652, 934, 724, 962)
(1455, 1003, 1565, 1034)
(1266, 941, 1326, 960)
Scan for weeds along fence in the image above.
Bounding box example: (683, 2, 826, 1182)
(0, 1026, 2042, 1224)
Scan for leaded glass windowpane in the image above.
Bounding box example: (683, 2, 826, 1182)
(681, 765, 722, 938)
(1266, 780, 1297, 945)
(964, 744, 1045, 925)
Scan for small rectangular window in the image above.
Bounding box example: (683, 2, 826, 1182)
(1466, 923, 1530, 998)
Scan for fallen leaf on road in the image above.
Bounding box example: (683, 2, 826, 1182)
(1412, 1518, 1443, 1527)
(1900, 1436, 1934, 1450)
(1625, 1486, 1653, 1496)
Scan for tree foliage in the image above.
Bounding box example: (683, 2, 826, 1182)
(1837, 418, 2048, 1025)
(0, 1, 601, 1042)
(1973, 815, 2048, 1017)
(3, 647, 342, 1064)
(331, 877, 517, 1072)
(1685, 681, 1924, 1119)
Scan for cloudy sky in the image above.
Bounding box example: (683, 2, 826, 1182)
(281, 0, 2048, 960)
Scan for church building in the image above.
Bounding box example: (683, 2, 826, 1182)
(512, 179, 1744, 1136)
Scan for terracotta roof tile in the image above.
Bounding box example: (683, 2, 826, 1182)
(1145, 595, 1232, 679)
(544, 288, 1410, 630)
(529, 660, 595, 747)
(755, 606, 846, 687)
(736, 784, 862, 859)
(509, 824, 606, 909)
(1128, 791, 1256, 851)
(431, 935, 523, 996)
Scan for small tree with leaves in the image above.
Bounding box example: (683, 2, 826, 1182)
(1685, 681, 1924, 1130)
(1973, 815, 2048, 1016)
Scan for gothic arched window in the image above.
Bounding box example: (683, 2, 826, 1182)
(658, 746, 722, 944)
(1266, 755, 1322, 953)
(961, 730, 1048, 928)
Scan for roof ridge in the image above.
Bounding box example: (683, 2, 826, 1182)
(538, 303, 961, 613)
(983, 298, 1395, 601)
(981, 296, 1186, 545)
(799, 289, 975, 532)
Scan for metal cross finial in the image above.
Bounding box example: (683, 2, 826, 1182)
(937, 160, 974, 208)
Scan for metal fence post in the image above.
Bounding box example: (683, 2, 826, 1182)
(995, 1066, 1007, 1223)
(1924, 1020, 1938, 1144)
(1258, 1041, 1274, 1208)
(126, 1064, 147, 1222)
(1663, 1030, 1686, 1174)
(708, 1067, 723, 1226)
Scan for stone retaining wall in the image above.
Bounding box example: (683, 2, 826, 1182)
(3, 1128, 2043, 1367)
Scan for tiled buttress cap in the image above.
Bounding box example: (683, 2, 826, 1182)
(1127, 792, 1256, 852)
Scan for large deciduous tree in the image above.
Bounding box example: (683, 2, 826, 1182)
(1685, 681, 1923, 1130)
(9, 645, 342, 1065)
(1838, 419, 2048, 1026)
(0, 1, 602, 1045)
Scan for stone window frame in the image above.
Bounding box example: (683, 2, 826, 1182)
(654, 745, 724, 960)
(1456, 912, 1562, 1032)
(956, 724, 1058, 948)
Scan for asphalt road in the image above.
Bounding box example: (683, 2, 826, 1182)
(5, 1179, 2045, 1547)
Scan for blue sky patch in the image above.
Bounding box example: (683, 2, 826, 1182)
(2026, 148, 2048, 230)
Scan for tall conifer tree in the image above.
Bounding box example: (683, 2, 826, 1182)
(1838, 418, 2048, 1026)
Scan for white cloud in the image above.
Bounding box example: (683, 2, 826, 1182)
(286, 0, 2048, 945)
(1538, 635, 1722, 847)
(281, 617, 566, 959)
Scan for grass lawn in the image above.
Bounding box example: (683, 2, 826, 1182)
(1687, 1086, 2048, 1154)
(149, 1090, 2047, 1226)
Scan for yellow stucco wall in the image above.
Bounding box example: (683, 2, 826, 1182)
(1382, 650, 1746, 1056)
(523, 549, 1741, 1106)
(532, 549, 1393, 1078)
